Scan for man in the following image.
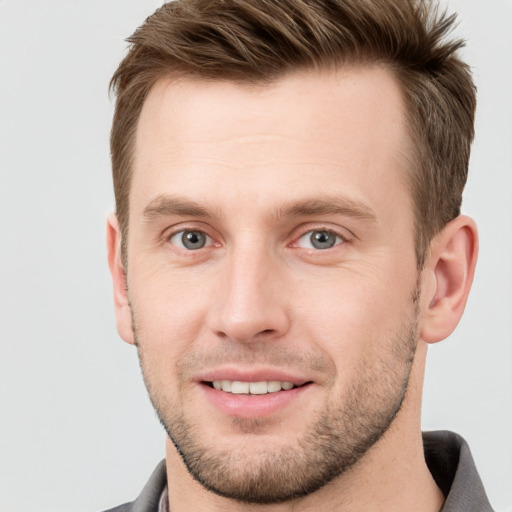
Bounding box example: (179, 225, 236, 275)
(104, 0, 492, 510)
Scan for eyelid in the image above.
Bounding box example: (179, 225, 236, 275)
(297, 230, 344, 249)
(289, 224, 352, 248)
(161, 222, 351, 252)
(169, 229, 213, 250)
(163, 223, 221, 251)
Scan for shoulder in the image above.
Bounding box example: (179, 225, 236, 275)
(99, 460, 167, 512)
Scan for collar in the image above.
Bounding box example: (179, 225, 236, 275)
(423, 430, 494, 511)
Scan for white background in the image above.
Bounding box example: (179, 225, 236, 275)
(0, 1, 510, 511)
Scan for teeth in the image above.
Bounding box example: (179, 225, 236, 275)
(267, 381, 282, 392)
(211, 380, 296, 395)
(231, 381, 249, 394)
(249, 382, 267, 395)
(221, 380, 232, 392)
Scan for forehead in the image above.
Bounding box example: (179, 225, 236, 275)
(131, 66, 411, 220)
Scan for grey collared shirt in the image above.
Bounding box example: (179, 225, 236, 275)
(423, 430, 494, 511)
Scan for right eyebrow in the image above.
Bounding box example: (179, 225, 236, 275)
(142, 194, 215, 220)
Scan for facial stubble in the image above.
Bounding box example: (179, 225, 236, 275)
(132, 298, 419, 504)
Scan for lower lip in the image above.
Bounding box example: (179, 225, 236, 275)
(200, 383, 312, 419)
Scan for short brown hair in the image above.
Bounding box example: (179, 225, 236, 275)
(110, 0, 476, 268)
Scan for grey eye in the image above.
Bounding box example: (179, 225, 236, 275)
(170, 230, 210, 250)
(297, 230, 342, 250)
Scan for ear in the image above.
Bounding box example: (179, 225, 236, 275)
(420, 215, 478, 344)
(106, 214, 135, 345)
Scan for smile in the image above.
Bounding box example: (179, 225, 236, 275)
(209, 380, 297, 394)
(201, 378, 313, 418)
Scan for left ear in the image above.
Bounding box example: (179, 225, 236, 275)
(420, 215, 478, 344)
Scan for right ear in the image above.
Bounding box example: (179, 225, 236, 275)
(106, 214, 135, 345)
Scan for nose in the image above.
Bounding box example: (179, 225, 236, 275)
(208, 242, 291, 344)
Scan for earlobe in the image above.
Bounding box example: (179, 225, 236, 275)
(106, 214, 135, 345)
(420, 215, 478, 344)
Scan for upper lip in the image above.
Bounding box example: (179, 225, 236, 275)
(195, 368, 312, 386)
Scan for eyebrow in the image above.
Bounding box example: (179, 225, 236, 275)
(276, 197, 377, 223)
(143, 194, 216, 220)
(142, 194, 377, 223)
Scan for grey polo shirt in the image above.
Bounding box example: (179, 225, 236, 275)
(105, 430, 494, 512)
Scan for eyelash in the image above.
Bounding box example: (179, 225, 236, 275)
(167, 228, 216, 251)
(294, 229, 346, 250)
(165, 226, 349, 253)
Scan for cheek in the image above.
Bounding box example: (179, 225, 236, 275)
(293, 264, 416, 366)
(128, 263, 215, 361)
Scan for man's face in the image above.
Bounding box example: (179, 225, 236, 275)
(122, 67, 421, 503)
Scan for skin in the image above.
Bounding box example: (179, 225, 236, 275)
(107, 66, 478, 511)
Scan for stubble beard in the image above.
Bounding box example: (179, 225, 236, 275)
(133, 300, 419, 504)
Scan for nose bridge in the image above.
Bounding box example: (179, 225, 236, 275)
(212, 236, 289, 343)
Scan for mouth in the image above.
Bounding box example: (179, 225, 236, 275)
(199, 376, 314, 418)
(203, 380, 311, 395)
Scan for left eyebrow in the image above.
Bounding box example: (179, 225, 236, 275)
(276, 197, 377, 223)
